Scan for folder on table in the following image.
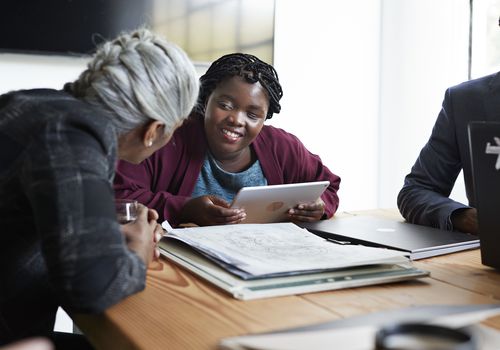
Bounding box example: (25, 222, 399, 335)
(159, 222, 429, 300)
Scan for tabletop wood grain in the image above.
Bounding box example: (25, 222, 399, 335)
(73, 209, 500, 349)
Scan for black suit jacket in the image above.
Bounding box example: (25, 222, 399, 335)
(398, 71, 500, 230)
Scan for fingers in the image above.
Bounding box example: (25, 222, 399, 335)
(289, 213, 320, 222)
(202, 196, 246, 224)
(214, 207, 246, 219)
(154, 247, 160, 260)
(215, 211, 247, 224)
(288, 211, 323, 222)
(181, 195, 246, 226)
(135, 203, 149, 220)
(151, 223, 163, 261)
(289, 206, 323, 216)
(288, 200, 325, 222)
(295, 198, 325, 211)
(148, 208, 159, 222)
(207, 206, 246, 224)
(209, 195, 231, 208)
(152, 223, 163, 242)
(120, 202, 160, 264)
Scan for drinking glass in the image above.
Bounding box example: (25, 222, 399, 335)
(115, 199, 138, 224)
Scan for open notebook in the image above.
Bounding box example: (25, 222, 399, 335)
(159, 222, 429, 300)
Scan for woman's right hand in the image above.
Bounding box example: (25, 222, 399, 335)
(180, 195, 246, 226)
(120, 204, 161, 265)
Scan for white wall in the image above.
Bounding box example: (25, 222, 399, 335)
(1, 1, 472, 215)
(378, 0, 470, 208)
(273, 0, 382, 212)
(0, 53, 89, 94)
(0, 0, 478, 332)
(273, 0, 471, 212)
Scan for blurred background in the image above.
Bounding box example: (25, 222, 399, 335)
(5, 0, 500, 213)
(1, 2, 500, 330)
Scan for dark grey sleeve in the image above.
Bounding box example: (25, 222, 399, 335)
(397, 88, 470, 230)
(20, 117, 146, 313)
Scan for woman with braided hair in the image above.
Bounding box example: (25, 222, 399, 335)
(0, 28, 198, 347)
(115, 53, 341, 227)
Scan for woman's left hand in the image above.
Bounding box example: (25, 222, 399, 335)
(288, 198, 325, 222)
(120, 206, 163, 264)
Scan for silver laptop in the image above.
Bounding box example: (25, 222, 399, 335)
(299, 216, 479, 260)
(468, 121, 500, 269)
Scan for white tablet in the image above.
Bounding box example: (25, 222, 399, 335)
(230, 181, 330, 224)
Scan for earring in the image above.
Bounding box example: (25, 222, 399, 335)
(147, 139, 153, 147)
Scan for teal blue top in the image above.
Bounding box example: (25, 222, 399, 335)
(191, 152, 268, 203)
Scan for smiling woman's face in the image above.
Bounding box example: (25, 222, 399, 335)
(203, 75, 270, 170)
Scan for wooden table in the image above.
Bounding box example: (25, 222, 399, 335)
(74, 209, 500, 349)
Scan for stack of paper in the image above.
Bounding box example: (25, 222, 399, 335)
(159, 222, 429, 300)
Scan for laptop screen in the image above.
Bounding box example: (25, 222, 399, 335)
(468, 121, 500, 269)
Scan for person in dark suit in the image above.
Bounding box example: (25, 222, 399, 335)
(397, 72, 500, 235)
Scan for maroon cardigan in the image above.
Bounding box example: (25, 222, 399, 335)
(114, 116, 341, 226)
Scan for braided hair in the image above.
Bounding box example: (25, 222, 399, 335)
(65, 28, 199, 135)
(196, 53, 283, 119)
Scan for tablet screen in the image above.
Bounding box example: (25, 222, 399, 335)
(230, 181, 329, 223)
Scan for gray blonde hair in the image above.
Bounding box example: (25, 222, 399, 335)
(66, 28, 199, 135)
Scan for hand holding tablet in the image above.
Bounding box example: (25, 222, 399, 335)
(230, 181, 330, 223)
